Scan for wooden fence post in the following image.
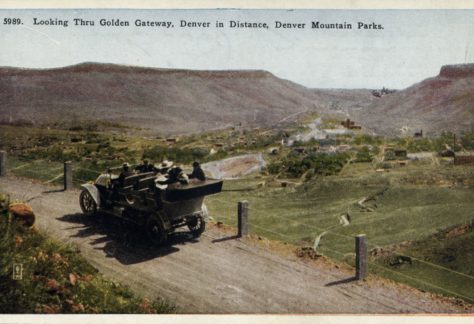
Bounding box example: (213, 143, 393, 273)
(356, 234, 368, 280)
(238, 200, 249, 237)
(0, 151, 6, 177)
(64, 161, 72, 190)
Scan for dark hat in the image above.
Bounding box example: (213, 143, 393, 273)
(168, 166, 183, 178)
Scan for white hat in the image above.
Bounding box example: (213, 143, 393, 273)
(160, 160, 174, 169)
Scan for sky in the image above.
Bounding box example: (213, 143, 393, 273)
(0, 9, 473, 89)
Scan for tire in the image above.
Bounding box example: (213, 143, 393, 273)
(79, 190, 97, 216)
(188, 215, 206, 238)
(145, 213, 168, 245)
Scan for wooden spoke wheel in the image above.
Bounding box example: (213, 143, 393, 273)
(79, 190, 97, 216)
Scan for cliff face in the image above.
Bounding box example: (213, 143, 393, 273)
(0, 62, 273, 79)
(352, 64, 474, 136)
(439, 64, 474, 78)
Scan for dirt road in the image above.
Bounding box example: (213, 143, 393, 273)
(0, 176, 469, 314)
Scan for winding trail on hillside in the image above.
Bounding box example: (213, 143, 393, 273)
(0, 176, 470, 314)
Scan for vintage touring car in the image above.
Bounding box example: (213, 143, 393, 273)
(79, 170, 223, 245)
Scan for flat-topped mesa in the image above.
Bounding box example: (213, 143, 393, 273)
(439, 63, 474, 78)
(0, 62, 273, 79)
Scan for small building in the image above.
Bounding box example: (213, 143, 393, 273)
(414, 130, 423, 138)
(394, 149, 407, 158)
(341, 119, 362, 130)
(454, 155, 474, 165)
(341, 119, 355, 128)
(166, 138, 178, 144)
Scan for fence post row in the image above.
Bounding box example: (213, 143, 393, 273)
(355, 234, 368, 280)
(0, 151, 6, 177)
(64, 161, 72, 191)
(238, 200, 249, 237)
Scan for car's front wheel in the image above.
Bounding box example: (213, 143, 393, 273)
(79, 189, 97, 216)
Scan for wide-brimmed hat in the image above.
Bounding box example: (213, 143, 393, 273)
(160, 160, 174, 169)
(122, 162, 130, 169)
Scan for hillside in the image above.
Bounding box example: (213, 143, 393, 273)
(0, 63, 326, 135)
(352, 64, 474, 136)
(1, 62, 472, 136)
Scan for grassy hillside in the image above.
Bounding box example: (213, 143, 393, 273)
(372, 221, 474, 306)
(0, 194, 175, 313)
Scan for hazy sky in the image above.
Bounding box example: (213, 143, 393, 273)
(0, 9, 473, 89)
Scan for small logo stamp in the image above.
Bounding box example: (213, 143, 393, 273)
(13, 263, 23, 280)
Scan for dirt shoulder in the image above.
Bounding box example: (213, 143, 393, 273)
(0, 176, 470, 314)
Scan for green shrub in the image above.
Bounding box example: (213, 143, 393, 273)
(267, 163, 282, 175)
(461, 131, 474, 150)
(384, 150, 396, 161)
(406, 138, 434, 152)
(355, 146, 373, 163)
(278, 152, 350, 178)
(377, 162, 392, 169)
(353, 134, 383, 146)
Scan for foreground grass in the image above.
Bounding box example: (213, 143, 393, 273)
(372, 221, 474, 305)
(0, 199, 175, 314)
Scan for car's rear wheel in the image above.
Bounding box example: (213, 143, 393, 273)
(80, 190, 97, 216)
(146, 213, 168, 245)
(188, 215, 206, 237)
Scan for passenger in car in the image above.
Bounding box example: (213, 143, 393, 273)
(188, 161, 206, 181)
